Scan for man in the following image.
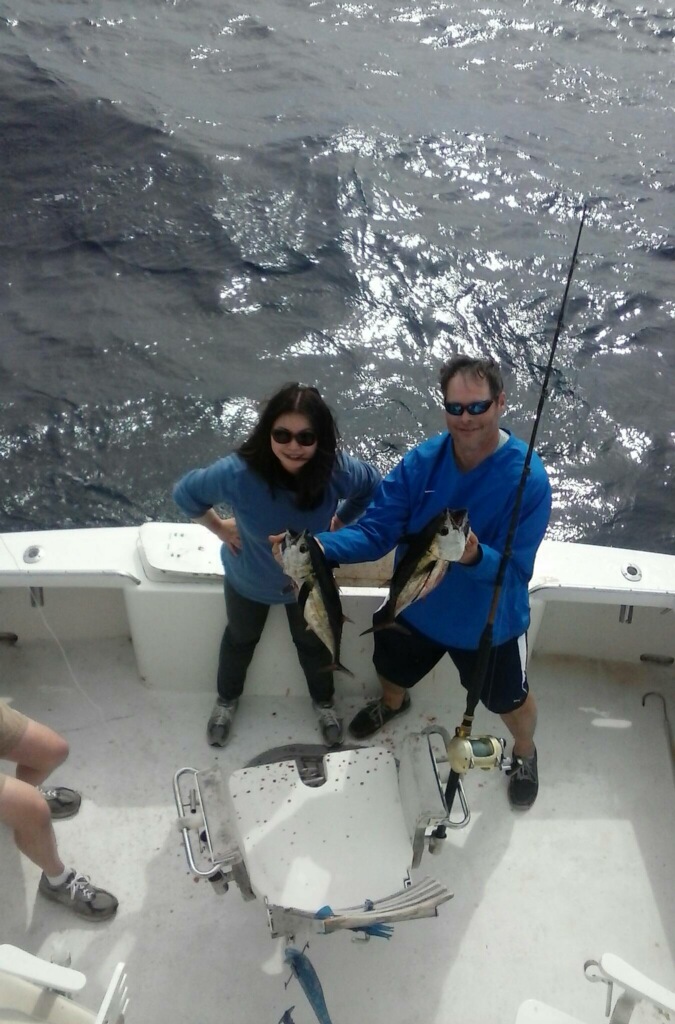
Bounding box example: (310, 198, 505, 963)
(0, 699, 118, 920)
(315, 355, 552, 809)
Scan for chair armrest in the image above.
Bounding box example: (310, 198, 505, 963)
(0, 944, 87, 994)
(600, 954, 675, 1013)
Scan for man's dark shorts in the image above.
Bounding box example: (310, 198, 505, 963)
(371, 608, 529, 715)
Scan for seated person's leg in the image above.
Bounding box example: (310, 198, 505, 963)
(1, 705, 118, 920)
(0, 774, 63, 876)
(9, 718, 69, 787)
(6, 717, 80, 819)
(0, 775, 118, 921)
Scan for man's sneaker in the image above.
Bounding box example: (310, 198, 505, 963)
(207, 698, 238, 747)
(348, 692, 411, 740)
(38, 871, 118, 921)
(507, 747, 538, 809)
(37, 786, 82, 820)
(313, 702, 344, 746)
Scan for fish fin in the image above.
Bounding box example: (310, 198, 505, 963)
(342, 614, 354, 624)
(388, 621, 413, 636)
(361, 621, 411, 637)
(417, 561, 448, 599)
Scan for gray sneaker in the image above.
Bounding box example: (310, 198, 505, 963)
(207, 698, 238, 747)
(37, 786, 82, 820)
(38, 871, 118, 921)
(313, 702, 344, 747)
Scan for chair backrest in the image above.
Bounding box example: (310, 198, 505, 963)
(227, 746, 413, 910)
(94, 964, 128, 1024)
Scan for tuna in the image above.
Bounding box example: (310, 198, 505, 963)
(362, 508, 470, 634)
(281, 529, 353, 676)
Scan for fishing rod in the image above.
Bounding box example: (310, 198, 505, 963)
(441, 202, 589, 819)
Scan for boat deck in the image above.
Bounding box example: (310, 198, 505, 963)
(1, 635, 674, 1023)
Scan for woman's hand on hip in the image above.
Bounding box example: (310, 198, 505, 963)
(218, 517, 242, 554)
(194, 509, 241, 554)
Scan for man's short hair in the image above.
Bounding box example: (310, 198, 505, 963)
(439, 355, 504, 399)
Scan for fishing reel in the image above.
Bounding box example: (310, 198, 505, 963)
(423, 723, 509, 841)
(446, 727, 507, 774)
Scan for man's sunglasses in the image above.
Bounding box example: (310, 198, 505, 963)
(444, 398, 494, 417)
(271, 427, 317, 446)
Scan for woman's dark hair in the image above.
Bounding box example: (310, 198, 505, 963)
(439, 355, 504, 399)
(238, 383, 339, 509)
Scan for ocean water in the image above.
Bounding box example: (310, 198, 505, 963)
(1, 0, 673, 552)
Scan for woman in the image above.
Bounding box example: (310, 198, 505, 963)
(173, 383, 381, 748)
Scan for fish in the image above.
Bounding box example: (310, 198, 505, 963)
(362, 508, 470, 634)
(281, 529, 353, 676)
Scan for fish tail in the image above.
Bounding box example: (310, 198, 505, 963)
(321, 661, 355, 677)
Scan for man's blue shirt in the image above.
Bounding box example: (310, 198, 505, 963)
(317, 431, 551, 649)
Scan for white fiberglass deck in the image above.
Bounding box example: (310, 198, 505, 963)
(1, 635, 673, 1024)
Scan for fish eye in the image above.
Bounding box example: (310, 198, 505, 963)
(440, 527, 449, 535)
(299, 543, 308, 553)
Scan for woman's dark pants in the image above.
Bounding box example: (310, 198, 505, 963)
(217, 579, 334, 704)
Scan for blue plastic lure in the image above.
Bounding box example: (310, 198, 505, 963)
(284, 947, 333, 1024)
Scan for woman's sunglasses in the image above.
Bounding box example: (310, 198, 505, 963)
(271, 427, 317, 447)
(444, 398, 494, 417)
